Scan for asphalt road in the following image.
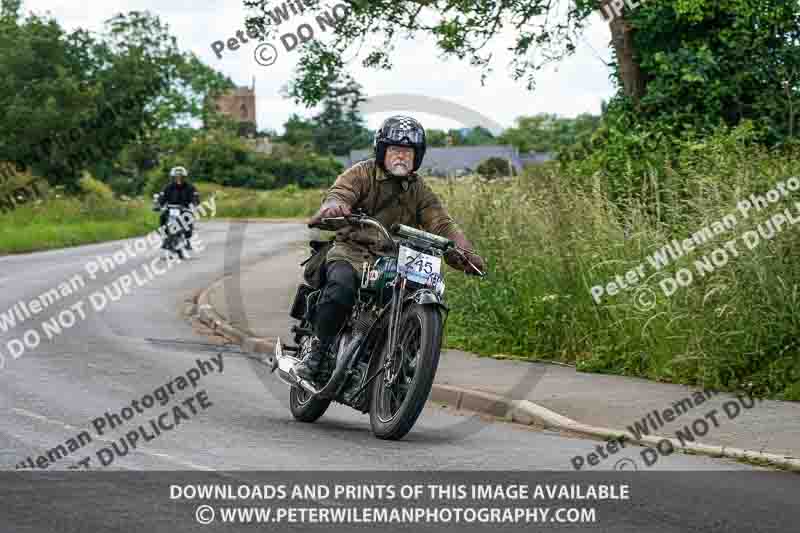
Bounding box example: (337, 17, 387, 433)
(0, 220, 796, 532)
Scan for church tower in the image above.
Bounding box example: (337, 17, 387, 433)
(209, 77, 257, 135)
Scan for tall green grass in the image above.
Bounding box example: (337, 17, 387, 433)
(438, 132, 800, 400)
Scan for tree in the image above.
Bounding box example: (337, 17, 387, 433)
(260, 1, 628, 105)
(0, 0, 21, 20)
(0, 8, 234, 191)
(253, 0, 800, 143)
(280, 114, 315, 148)
(461, 126, 495, 146)
(280, 79, 372, 156)
(0, 11, 118, 189)
(310, 77, 372, 156)
(476, 157, 515, 179)
(430, 128, 494, 146)
(426, 129, 448, 147)
(499, 113, 602, 154)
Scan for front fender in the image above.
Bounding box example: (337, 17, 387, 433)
(358, 289, 448, 363)
(404, 289, 449, 315)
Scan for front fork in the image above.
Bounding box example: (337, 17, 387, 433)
(383, 276, 407, 386)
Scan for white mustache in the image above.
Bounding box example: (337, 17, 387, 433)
(390, 161, 410, 175)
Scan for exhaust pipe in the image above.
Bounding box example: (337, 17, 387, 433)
(272, 338, 321, 396)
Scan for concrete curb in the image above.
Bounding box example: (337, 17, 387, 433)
(194, 276, 273, 352)
(190, 279, 800, 473)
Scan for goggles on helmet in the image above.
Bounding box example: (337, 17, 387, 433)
(383, 126, 424, 145)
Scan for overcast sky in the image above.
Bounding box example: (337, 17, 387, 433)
(26, 1, 617, 133)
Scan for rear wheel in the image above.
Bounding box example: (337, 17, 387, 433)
(369, 304, 443, 440)
(289, 385, 331, 422)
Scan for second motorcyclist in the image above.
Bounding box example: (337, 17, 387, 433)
(158, 166, 199, 250)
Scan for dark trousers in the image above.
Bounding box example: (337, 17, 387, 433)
(159, 210, 194, 239)
(313, 261, 359, 342)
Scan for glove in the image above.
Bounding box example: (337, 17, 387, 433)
(461, 251, 486, 276)
(445, 232, 486, 276)
(309, 202, 352, 227)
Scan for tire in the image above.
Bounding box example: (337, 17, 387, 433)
(289, 384, 332, 422)
(164, 235, 176, 255)
(369, 304, 443, 440)
(289, 327, 332, 423)
(178, 237, 188, 259)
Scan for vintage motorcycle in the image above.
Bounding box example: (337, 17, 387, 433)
(270, 212, 483, 440)
(152, 193, 194, 260)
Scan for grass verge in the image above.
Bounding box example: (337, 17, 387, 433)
(0, 195, 158, 255)
(196, 182, 322, 219)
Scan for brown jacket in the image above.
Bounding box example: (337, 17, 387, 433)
(322, 158, 467, 272)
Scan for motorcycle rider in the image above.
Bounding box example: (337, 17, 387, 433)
(158, 166, 199, 250)
(293, 115, 486, 380)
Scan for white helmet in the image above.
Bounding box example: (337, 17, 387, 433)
(170, 166, 188, 178)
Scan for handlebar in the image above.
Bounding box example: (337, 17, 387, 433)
(309, 213, 396, 249)
(309, 213, 486, 278)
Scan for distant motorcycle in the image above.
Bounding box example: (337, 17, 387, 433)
(152, 193, 193, 260)
(271, 212, 484, 440)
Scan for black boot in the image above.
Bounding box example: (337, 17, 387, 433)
(293, 337, 331, 380)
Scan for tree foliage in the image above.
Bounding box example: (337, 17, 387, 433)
(249, 0, 800, 145)
(476, 156, 515, 179)
(0, 8, 233, 191)
(420, 127, 496, 147)
(146, 129, 343, 195)
(310, 78, 372, 155)
(280, 77, 372, 155)
(624, 0, 800, 140)
(499, 113, 601, 154)
(249, 0, 599, 106)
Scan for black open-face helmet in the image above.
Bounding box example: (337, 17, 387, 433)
(374, 116, 426, 174)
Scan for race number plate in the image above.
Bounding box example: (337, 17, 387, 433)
(398, 245, 441, 285)
(169, 208, 181, 217)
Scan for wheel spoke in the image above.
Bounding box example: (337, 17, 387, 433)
(377, 312, 425, 423)
(385, 385, 399, 415)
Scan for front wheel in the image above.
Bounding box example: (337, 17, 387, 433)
(369, 304, 443, 440)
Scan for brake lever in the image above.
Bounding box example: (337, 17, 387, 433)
(452, 247, 486, 278)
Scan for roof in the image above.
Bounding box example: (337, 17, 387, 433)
(347, 145, 525, 174)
